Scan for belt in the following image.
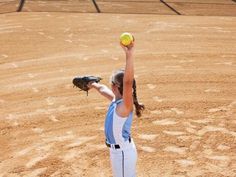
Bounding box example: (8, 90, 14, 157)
(106, 142, 120, 149)
(105, 137, 131, 149)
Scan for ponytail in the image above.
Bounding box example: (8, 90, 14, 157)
(112, 70, 145, 117)
(132, 79, 145, 117)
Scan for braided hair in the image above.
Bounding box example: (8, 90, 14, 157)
(111, 69, 145, 117)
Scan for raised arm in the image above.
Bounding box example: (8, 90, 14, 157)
(89, 82, 114, 101)
(117, 42, 135, 117)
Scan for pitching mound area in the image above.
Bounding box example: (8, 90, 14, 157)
(0, 1, 236, 177)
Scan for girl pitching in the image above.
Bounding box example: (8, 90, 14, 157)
(88, 41, 144, 177)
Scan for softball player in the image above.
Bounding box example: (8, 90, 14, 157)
(89, 41, 144, 177)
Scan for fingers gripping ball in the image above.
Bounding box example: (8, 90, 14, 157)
(120, 32, 134, 46)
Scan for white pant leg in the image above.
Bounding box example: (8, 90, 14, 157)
(110, 150, 123, 177)
(110, 145, 137, 177)
(123, 147, 137, 177)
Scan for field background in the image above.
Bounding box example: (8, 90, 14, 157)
(0, 0, 236, 176)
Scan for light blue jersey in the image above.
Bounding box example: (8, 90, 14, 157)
(105, 99, 133, 145)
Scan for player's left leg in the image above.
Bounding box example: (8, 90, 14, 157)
(110, 149, 123, 177)
(123, 145, 137, 177)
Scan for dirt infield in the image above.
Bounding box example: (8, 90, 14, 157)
(0, 0, 19, 14)
(0, 1, 236, 177)
(16, 0, 236, 16)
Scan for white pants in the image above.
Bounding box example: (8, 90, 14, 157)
(109, 141, 137, 177)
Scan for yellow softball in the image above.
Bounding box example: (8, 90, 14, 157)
(120, 32, 134, 46)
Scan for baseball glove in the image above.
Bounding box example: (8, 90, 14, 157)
(72, 76, 102, 95)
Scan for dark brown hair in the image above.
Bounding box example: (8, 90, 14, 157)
(111, 70, 145, 117)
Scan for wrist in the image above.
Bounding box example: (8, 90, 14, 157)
(126, 53, 133, 59)
(88, 81, 96, 89)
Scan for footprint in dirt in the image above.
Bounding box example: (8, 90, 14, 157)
(38, 32, 45, 35)
(164, 145, 187, 155)
(163, 131, 185, 136)
(11, 63, 18, 68)
(26, 154, 50, 168)
(204, 88, 220, 93)
(170, 108, 184, 115)
(178, 59, 195, 63)
(215, 62, 233, 66)
(0, 99, 5, 104)
(197, 126, 236, 137)
(32, 128, 44, 134)
(28, 73, 36, 78)
(153, 96, 163, 103)
(208, 107, 229, 113)
(153, 118, 177, 126)
(98, 127, 104, 131)
(32, 87, 39, 93)
(66, 136, 97, 148)
(138, 134, 158, 141)
(65, 39, 73, 43)
(46, 97, 54, 106)
(6, 114, 17, 120)
(217, 144, 231, 151)
(150, 110, 162, 115)
(165, 65, 182, 69)
(147, 84, 156, 90)
(190, 140, 200, 150)
(139, 146, 156, 153)
(49, 115, 59, 122)
(43, 134, 75, 143)
(2, 54, 8, 58)
(175, 159, 195, 167)
(94, 106, 106, 110)
(205, 155, 230, 162)
(191, 118, 212, 124)
(25, 168, 47, 177)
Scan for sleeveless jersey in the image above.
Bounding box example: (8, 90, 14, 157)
(105, 99, 133, 145)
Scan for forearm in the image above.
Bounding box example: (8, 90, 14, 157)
(90, 82, 114, 101)
(121, 43, 135, 112)
(124, 53, 134, 84)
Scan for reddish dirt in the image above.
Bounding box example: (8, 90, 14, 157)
(0, 1, 236, 177)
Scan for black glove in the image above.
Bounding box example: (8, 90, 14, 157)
(72, 76, 102, 95)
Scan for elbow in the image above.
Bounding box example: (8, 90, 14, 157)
(124, 102, 133, 113)
(127, 104, 133, 112)
(99, 85, 107, 93)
